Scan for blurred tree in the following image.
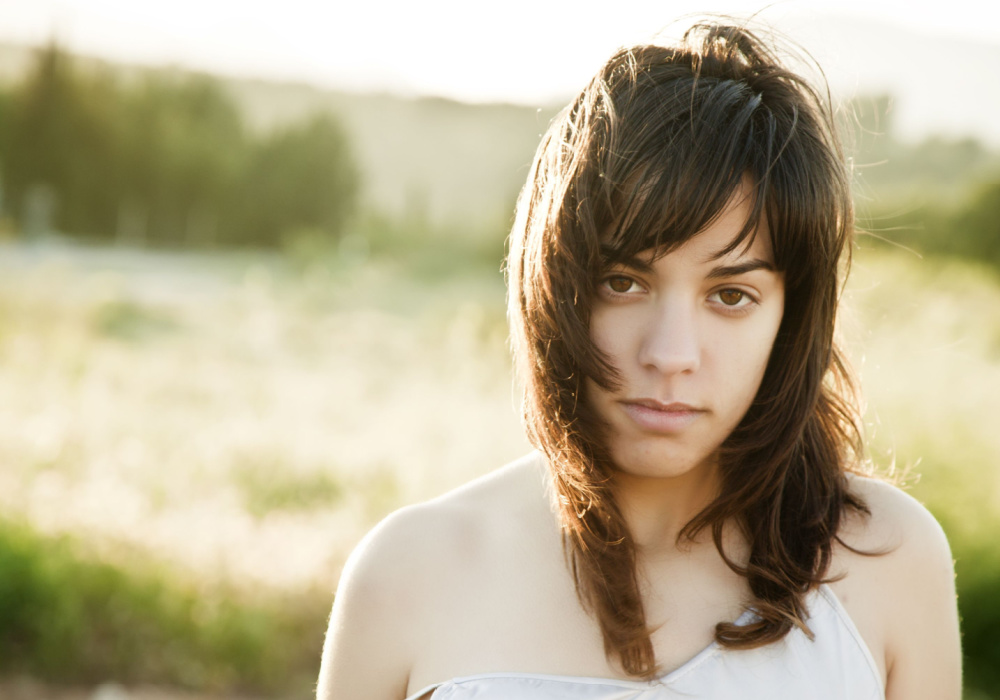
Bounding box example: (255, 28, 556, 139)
(118, 74, 247, 246)
(0, 88, 12, 218)
(3, 42, 121, 239)
(0, 44, 363, 249)
(951, 182, 1000, 263)
(844, 93, 894, 165)
(233, 114, 358, 247)
(844, 93, 1000, 210)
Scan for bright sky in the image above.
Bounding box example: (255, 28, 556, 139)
(1, 0, 999, 141)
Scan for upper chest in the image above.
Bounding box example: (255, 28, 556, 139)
(408, 599, 886, 700)
(407, 531, 756, 692)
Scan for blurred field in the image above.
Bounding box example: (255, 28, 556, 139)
(1, 237, 999, 698)
(0, 238, 528, 595)
(846, 247, 1000, 526)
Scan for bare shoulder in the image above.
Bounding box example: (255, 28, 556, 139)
(351, 451, 547, 584)
(831, 474, 961, 700)
(837, 474, 951, 559)
(317, 452, 549, 700)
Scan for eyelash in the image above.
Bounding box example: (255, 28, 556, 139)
(708, 289, 759, 316)
(601, 275, 642, 295)
(598, 274, 760, 316)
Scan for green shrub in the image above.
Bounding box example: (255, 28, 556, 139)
(234, 460, 344, 518)
(0, 519, 327, 696)
(91, 299, 179, 341)
(954, 543, 1000, 695)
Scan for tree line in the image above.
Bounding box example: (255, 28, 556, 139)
(0, 43, 358, 248)
(844, 94, 1000, 268)
(0, 43, 996, 266)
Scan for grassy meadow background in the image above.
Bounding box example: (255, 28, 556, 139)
(0, 40, 998, 700)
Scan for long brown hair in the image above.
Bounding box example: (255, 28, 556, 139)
(506, 21, 871, 678)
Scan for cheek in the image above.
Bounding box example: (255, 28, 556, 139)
(589, 306, 632, 361)
(750, 319, 782, 370)
(720, 313, 783, 402)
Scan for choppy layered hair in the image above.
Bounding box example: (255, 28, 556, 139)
(506, 21, 871, 678)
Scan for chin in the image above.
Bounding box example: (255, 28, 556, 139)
(608, 441, 714, 481)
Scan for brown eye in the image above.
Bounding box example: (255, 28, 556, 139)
(718, 289, 745, 306)
(607, 276, 634, 293)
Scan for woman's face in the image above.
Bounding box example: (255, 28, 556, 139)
(586, 188, 785, 481)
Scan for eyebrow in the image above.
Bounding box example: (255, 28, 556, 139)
(599, 246, 655, 274)
(600, 245, 775, 279)
(705, 259, 776, 279)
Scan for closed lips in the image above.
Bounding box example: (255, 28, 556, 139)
(619, 400, 706, 433)
(623, 399, 704, 412)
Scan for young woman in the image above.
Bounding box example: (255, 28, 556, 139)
(317, 21, 961, 700)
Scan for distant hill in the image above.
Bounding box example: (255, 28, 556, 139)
(785, 13, 1000, 149)
(226, 78, 560, 234)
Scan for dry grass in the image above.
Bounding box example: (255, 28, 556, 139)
(845, 247, 1000, 537)
(0, 241, 529, 594)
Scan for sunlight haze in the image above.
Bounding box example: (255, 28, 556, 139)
(1, 0, 999, 143)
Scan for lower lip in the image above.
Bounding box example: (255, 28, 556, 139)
(620, 403, 704, 433)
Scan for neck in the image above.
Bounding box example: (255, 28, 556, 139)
(612, 461, 722, 557)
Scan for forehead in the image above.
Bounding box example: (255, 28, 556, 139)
(604, 167, 770, 254)
(690, 193, 773, 264)
(604, 182, 774, 268)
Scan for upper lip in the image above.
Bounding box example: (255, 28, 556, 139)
(622, 398, 704, 412)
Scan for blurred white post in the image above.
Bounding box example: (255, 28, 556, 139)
(117, 198, 147, 246)
(23, 184, 56, 241)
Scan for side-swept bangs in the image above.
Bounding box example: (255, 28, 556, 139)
(598, 65, 768, 266)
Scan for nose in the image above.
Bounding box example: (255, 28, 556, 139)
(637, 297, 701, 375)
